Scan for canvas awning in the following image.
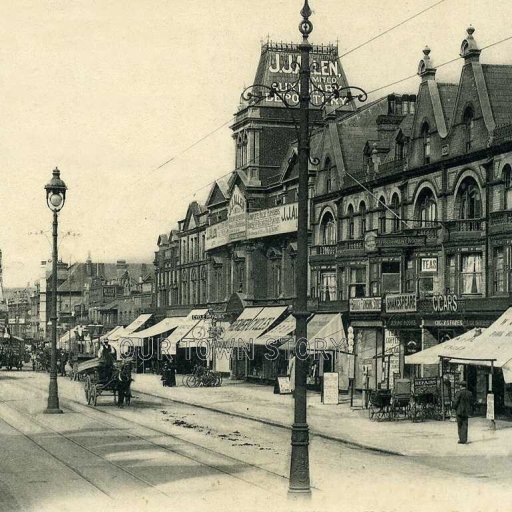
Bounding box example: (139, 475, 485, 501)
(254, 314, 296, 346)
(58, 328, 74, 348)
(99, 325, 124, 342)
(221, 306, 288, 346)
(278, 313, 343, 352)
(109, 314, 153, 341)
(124, 317, 183, 341)
(405, 328, 479, 366)
(161, 309, 209, 352)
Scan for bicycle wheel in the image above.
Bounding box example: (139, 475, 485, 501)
(184, 375, 195, 388)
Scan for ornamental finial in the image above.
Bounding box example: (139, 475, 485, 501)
(300, 0, 312, 19)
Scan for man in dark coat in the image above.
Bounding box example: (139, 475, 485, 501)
(453, 381, 473, 444)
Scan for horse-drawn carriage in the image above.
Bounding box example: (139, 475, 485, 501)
(0, 337, 25, 370)
(77, 357, 133, 407)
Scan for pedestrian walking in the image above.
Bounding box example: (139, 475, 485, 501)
(453, 380, 473, 444)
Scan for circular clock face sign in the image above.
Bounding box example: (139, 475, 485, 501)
(299, 20, 313, 35)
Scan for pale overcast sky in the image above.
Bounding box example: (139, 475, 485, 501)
(1, 0, 511, 287)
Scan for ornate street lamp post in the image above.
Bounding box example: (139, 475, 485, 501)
(44, 167, 67, 414)
(241, 1, 366, 494)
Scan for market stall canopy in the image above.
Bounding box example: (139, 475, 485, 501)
(405, 328, 479, 366)
(220, 306, 288, 346)
(439, 308, 512, 370)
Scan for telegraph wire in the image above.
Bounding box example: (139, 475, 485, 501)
(340, 0, 447, 58)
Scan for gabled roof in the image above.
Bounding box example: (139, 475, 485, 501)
(482, 64, 512, 127)
(181, 200, 207, 231)
(157, 234, 169, 246)
(206, 175, 230, 208)
(437, 83, 458, 128)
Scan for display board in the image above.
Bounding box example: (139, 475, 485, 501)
(487, 393, 495, 420)
(277, 376, 292, 394)
(322, 372, 339, 405)
(414, 377, 439, 395)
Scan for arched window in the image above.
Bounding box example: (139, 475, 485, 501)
(390, 193, 401, 232)
(321, 212, 336, 245)
(503, 164, 512, 209)
(415, 188, 437, 227)
(378, 197, 387, 234)
(359, 202, 367, 237)
(463, 107, 474, 152)
(458, 178, 481, 219)
(422, 122, 431, 164)
(347, 205, 355, 240)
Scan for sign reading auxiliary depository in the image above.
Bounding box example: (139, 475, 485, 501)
(258, 42, 353, 108)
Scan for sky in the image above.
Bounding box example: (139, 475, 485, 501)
(1, 0, 511, 287)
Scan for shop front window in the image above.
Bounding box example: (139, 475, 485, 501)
(405, 259, 416, 293)
(349, 267, 366, 298)
(319, 271, 337, 302)
(382, 261, 401, 294)
(461, 253, 482, 295)
(493, 247, 506, 294)
(446, 255, 456, 294)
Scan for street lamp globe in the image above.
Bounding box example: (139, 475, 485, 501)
(45, 167, 67, 212)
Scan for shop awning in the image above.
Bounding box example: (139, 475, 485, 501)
(221, 306, 288, 346)
(278, 313, 343, 352)
(99, 325, 124, 342)
(405, 328, 479, 365)
(254, 314, 296, 346)
(58, 329, 74, 349)
(109, 314, 153, 341)
(124, 317, 183, 341)
(307, 313, 346, 352)
(161, 309, 209, 352)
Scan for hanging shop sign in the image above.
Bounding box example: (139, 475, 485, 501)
(385, 293, 417, 313)
(263, 44, 348, 108)
(421, 257, 438, 273)
(349, 297, 382, 313)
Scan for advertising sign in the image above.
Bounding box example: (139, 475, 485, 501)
(421, 258, 438, 273)
(205, 202, 299, 251)
(349, 297, 382, 313)
(487, 393, 495, 420)
(263, 44, 348, 108)
(385, 330, 401, 389)
(385, 293, 417, 313)
(277, 376, 292, 394)
(322, 372, 339, 405)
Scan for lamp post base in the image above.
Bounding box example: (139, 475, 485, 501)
(44, 407, 63, 414)
(289, 422, 311, 494)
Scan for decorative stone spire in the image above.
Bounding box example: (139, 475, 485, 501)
(417, 46, 436, 81)
(460, 26, 481, 63)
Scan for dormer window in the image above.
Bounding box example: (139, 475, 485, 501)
(463, 106, 474, 152)
(395, 133, 405, 161)
(422, 122, 431, 164)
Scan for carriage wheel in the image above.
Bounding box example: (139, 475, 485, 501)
(184, 375, 195, 388)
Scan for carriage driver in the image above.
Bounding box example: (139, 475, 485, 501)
(97, 340, 116, 382)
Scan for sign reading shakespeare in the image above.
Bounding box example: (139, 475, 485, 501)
(205, 202, 299, 250)
(385, 293, 417, 313)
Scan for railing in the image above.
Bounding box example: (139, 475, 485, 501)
(337, 239, 364, 255)
(445, 219, 484, 233)
(310, 244, 336, 256)
(490, 210, 512, 226)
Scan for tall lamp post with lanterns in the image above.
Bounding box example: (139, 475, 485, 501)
(241, 1, 367, 494)
(44, 167, 67, 414)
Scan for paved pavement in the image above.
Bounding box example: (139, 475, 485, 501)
(131, 373, 512, 457)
